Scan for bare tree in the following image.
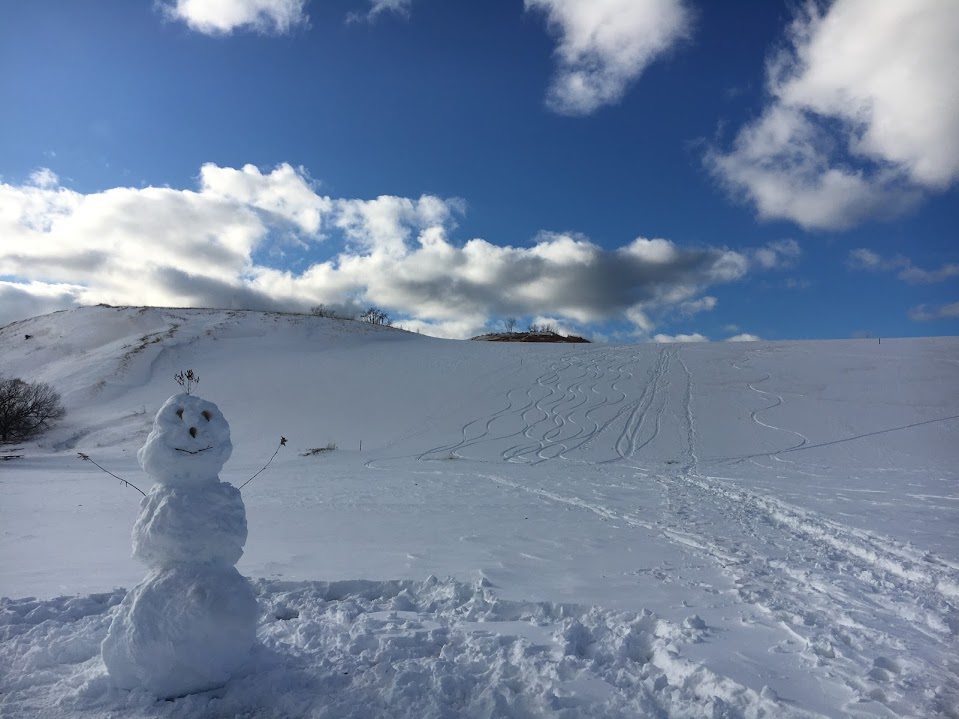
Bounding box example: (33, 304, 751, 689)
(310, 304, 336, 318)
(0, 377, 67, 443)
(504, 317, 517, 333)
(362, 307, 392, 326)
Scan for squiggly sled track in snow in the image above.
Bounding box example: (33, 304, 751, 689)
(414, 345, 667, 465)
(417, 347, 657, 465)
(417, 351, 582, 461)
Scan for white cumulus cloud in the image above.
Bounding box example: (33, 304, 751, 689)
(846, 249, 959, 284)
(200, 163, 331, 235)
(0, 281, 87, 327)
(28, 168, 60, 189)
(653, 333, 708, 343)
(897, 264, 959, 285)
(846, 248, 886, 271)
(349, 0, 412, 22)
(909, 302, 959, 322)
(753, 239, 800, 270)
(725, 333, 762, 342)
(161, 0, 309, 35)
(707, 0, 959, 230)
(526, 0, 690, 115)
(678, 296, 716, 316)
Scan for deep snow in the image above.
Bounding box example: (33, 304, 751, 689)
(1, 306, 957, 718)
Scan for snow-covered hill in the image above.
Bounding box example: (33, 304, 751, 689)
(1, 306, 957, 718)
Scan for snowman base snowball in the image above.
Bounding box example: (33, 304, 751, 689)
(101, 564, 257, 698)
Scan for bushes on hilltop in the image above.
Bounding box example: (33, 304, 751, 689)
(472, 329, 590, 343)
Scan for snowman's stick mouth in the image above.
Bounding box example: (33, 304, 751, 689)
(175, 446, 213, 455)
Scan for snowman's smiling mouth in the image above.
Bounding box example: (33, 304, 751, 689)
(175, 446, 213, 455)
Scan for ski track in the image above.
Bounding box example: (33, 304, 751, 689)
(732, 352, 809, 458)
(414, 347, 676, 467)
(400, 344, 959, 717)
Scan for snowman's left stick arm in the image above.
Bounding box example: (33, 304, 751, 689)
(238, 436, 286, 490)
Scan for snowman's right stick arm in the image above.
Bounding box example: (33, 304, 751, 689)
(77, 453, 147, 496)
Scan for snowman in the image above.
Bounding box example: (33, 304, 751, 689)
(101, 393, 258, 698)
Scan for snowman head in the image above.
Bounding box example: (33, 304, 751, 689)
(138, 394, 233, 483)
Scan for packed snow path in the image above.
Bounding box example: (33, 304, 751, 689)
(1, 307, 957, 717)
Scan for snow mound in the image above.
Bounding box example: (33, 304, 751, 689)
(0, 577, 795, 718)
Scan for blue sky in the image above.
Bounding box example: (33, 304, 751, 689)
(1, 0, 956, 341)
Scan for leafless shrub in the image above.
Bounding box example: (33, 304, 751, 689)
(310, 304, 337, 318)
(0, 376, 67, 443)
(301, 441, 337, 456)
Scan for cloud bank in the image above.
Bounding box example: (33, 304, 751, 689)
(526, 0, 690, 115)
(708, 0, 959, 230)
(0, 164, 750, 338)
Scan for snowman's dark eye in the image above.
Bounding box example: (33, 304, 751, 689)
(175, 408, 184, 419)
(201, 410, 212, 421)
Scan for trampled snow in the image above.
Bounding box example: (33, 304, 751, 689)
(1, 306, 957, 717)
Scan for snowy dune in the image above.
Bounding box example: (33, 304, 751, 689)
(1, 306, 957, 717)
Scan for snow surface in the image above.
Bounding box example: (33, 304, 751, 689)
(1, 306, 957, 717)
